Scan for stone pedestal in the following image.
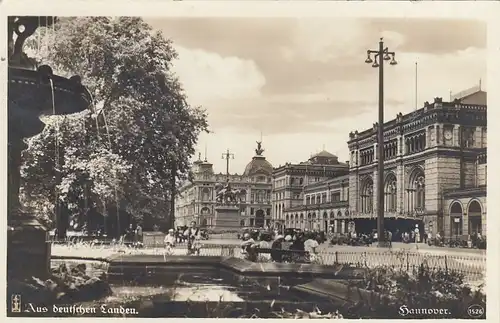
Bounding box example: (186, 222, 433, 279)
(214, 205, 240, 232)
(8, 217, 51, 280)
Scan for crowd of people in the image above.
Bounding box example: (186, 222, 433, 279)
(240, 229, 322, 263)
(163, 221, 203, 256)
(124, 221, 486, 262)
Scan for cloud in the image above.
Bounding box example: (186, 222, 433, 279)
(368, 19, 486, 55)
(148, 17, 486, 173)
(206, 97, 405, 135)
(172, 46, 266, 105)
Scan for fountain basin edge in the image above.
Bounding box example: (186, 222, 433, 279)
(105, 254, 366, 282)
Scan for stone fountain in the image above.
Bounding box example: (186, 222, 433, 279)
(7, 16, 92, 279)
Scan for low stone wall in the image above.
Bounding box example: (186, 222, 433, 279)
(106, 255, 366, 284)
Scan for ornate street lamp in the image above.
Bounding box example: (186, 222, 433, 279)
(365, 38, 397, 247)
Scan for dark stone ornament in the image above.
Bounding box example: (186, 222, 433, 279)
(7, 16, 92, 280)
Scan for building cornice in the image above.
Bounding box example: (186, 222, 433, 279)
(285, 200, 349, 213)
(348, 99, 487, 149)
(350, 146, 485, 172)
(443, 186, 486, 199)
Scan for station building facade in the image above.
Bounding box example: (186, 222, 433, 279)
(175, 143, 274, 229)
(271, 151, 350, 232)
(277, 88, 487, 238)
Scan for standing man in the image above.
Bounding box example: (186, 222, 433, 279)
(414, 224, 420, 249)
(184, 221, 201, 255)
(135, 223, 143, 248)
(164, 229, 177, 259)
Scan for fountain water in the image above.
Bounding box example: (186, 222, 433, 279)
(7, 16, 92, 280)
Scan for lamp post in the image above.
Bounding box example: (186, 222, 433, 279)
(365, 38, 397, 247)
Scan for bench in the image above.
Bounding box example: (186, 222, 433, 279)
(254, 247, 311, 263)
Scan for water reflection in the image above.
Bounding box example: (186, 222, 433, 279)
(91, 269, 342, 318)
(110, 270, 292, 302)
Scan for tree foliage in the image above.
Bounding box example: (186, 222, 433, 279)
(21, 17, 208, 233)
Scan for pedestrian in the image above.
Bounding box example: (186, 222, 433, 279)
(387, 230, 393, 248)
(271, 235, 284, 262)
(135, 223, 143, 248)
(304, 233, 320, 262)
(164, 229, 176, 259)
(126, 224, 134, 245)
(241, 232, 257, 261)
(184, 221, 201, 255)
(414, 225, 420, 249)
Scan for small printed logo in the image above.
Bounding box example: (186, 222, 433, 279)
(11, 294, 21, 313)
(467, 304, 485, 318)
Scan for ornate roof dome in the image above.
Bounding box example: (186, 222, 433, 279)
(244, 156, 273, 176)
(313, 150, 337, 158)
(309, 149, 339, 165)
(243, 141, 273, 176)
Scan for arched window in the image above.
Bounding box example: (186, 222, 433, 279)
(202, 188, 211, 201)
(201, 207, 210, 215)
(385, 174, 397, 212)
(415, 176, 425, 210)
(337, 210, 342, 218)
(407, 168, 425, 213)
(468, 200, 482, 235)
(360, 177, 374, 213)
(450, 202, 463, 236)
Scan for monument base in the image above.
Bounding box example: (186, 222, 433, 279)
(8, 216, 51, 280)
(213, 205, 241, 233)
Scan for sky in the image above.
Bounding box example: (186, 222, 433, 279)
(145, 17, 486, 175)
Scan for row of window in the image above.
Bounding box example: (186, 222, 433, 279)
(359, 149, 374, 166)
(275, 192, 303, 200)
(305, 192, 343, 205)
(359, 174, 425, 213)
(245, 208, 271, 216)
(285, 210, 351, 220)
(405, 134, 426, 155)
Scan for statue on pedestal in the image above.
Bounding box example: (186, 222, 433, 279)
(214, 179, 246, 204)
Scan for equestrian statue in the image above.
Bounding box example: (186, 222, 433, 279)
(214, 180, 245, 204)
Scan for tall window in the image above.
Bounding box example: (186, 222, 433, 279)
(385, 175, 397, 212)
(407, 169, 425, 213)
(201, 188, 211, 201)
(462, 127, 475, 148)
(360, 179, 374, 213)
(415, 176, 425, 209)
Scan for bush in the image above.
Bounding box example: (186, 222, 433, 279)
(346, 263, 486, 319)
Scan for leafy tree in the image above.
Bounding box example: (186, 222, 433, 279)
(21, 17, 208, 237)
